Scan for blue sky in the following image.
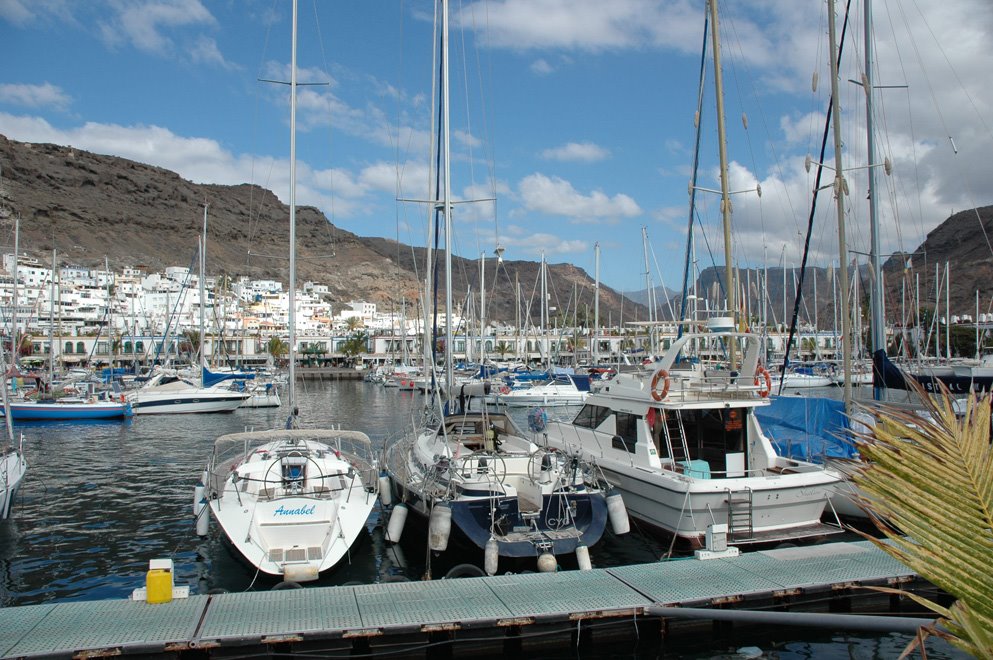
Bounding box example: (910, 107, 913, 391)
(1, 0, 990, 296)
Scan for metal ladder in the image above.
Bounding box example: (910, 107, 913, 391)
(725, 488, 754, 541)
(661, 410, 691, 468)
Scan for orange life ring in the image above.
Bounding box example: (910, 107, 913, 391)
(119, 394, 126, 403)
(650, 369, 670, 401)
(754, 366, 772, 398)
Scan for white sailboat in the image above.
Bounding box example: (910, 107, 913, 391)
(199, 0, 378, 582)
(0, 317, 27, 519)
(382, 0, 617, 576)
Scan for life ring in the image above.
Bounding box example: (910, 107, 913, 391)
(499, 385, 510, 395)
(119, 394, 126, 403)
(650, 369, 670, 401)
(754, 366, 772, 398)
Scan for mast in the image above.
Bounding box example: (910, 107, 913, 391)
(199, 204, 208, 383)
(11, 217, 18, 369)
(47, 250, 56, 385)
(593, 242, 600, 365)
(708, 0, 736, 367)
(441, 0, 454, 397)
(828, 0, 853, 410)
(865, 0, 885, 365)
(287, 0, 299, 421)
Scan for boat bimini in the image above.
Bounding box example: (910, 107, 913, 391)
(202, 429, 379, 582)
(541, 317, 844, 551)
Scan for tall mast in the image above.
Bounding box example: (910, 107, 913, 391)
(11, 217, 18, 369)
(48, 249, 56, 385)
(828, 0, 853, 410)
(708, 0, 736, 366)
(441, 0, 454, 396)
(200, 204, 208, 381)
(593, 242, 600, 364)
(287, 0, 299, 420)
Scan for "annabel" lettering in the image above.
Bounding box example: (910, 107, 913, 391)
(273, 504, 316, 516)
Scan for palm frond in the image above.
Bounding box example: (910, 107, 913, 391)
(849, 381, 993, 656)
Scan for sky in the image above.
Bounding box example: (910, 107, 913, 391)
(1, 0, 991, 297)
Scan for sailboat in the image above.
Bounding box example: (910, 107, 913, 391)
(382, 0, 615, 577)
(199, 0, 379, 582)
(0, 315, 27, 519)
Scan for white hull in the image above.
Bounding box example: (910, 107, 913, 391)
(132, 393, 248, 414)
(772, 373, 834, 389)
(206, 429, 378, 580)
(1, 447, 27, 519)
(239, 392, 282, 408)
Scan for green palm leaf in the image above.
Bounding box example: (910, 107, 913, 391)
(848, 382, 993, 657)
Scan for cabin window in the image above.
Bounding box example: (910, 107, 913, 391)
(610, 413, 640, 453)
(572, 404, 611, 430)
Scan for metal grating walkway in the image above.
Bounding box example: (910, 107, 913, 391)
(0, 540, 919, 657)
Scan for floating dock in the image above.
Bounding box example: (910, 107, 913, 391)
(0, 540, 936, 659)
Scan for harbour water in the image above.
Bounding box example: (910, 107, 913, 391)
(0, 380, 965, 658)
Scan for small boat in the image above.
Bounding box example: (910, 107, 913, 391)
(2, 397, 132, 420)
(490, 373, 591, 407)
(237, 381, 281, 408)
(127, 369, 249, 414)
(203, 428, 379, 582)
(542, 317, 845, 551)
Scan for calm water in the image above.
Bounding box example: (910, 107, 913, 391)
(0, 380, 964, 658)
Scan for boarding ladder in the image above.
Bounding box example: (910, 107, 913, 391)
(725, 488, 754, 541)
(661, 410, 691, 469)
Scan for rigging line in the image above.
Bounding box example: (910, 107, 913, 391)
(716, 0, 774, 265)
(779, 0, 853, 394)
(716, 0, 802, 244)
(879, 0, 927, 248)
(909, 0, 992, 142)
(892, 1, 954, 151)
(308, 0, 339, 246)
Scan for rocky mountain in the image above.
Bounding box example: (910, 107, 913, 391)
(0, 134, 646, 326)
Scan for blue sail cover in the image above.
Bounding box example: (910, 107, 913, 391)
(754, 395, 858, 462)
(202, 366, 256, 388)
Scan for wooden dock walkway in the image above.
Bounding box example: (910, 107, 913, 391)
(0, 540, 934, 659)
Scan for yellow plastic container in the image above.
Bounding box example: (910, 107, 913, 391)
(145, 569, 173, 604)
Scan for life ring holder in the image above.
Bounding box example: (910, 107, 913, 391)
(755, 366, 772, 398)
(650, 369, 670, 402)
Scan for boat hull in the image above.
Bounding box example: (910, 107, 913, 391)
(391, 482, 607, 557)
(131, 394, 247, 414)
(2, 401, 132, 420)
(596, 463, 840, 549)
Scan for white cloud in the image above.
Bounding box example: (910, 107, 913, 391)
(530, 59, 554, 75)
(0, 82, 71, 112)
(0, 0, 33, 25)
(540, 142, 609, 163)
(518, 173, 641, 221)
(497, 226, 587, 257)
(99, 0, 216, 57)
(189, 35, 236, 70)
